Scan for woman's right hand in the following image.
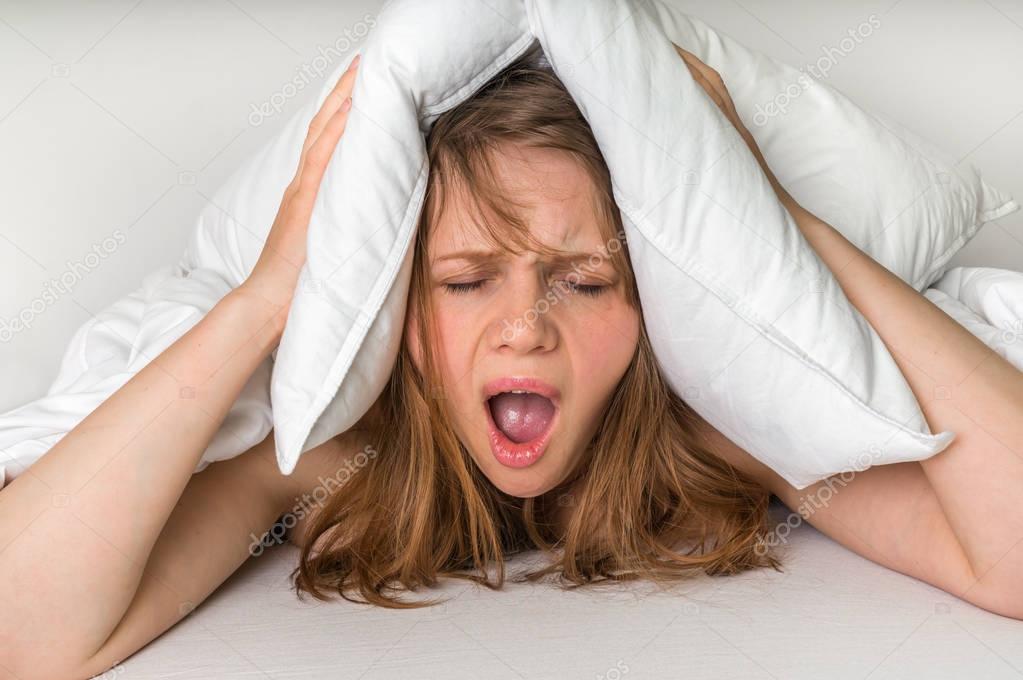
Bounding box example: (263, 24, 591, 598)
(236, 53, 361, 333)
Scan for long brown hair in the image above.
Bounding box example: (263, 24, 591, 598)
(291, 44, 780, 608)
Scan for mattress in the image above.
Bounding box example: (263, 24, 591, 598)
(116, 500, 1023, 679)
(110, 265, 1023, 678)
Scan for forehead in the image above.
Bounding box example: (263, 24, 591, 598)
(428, 143, 606, 256)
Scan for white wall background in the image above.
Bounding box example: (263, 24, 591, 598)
(1, 0, 1021, 413)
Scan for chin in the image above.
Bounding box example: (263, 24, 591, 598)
(461, 446, 558, 498)
(487, 469, 558, 499)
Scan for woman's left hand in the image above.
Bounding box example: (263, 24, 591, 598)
(672, 42, 792, 204)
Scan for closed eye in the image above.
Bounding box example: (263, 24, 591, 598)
(443, 280, 487, 295)
(557, 281, 608, 297)
(443, 279, 609, 296)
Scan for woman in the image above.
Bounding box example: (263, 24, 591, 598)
(2, 43, 1021, 679)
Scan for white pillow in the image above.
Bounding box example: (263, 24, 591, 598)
(265, 0, 1014, 487)
(1, 0, 1016, 491)
(649, 3, 1019, 292)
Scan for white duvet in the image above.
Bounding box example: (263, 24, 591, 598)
(924, 267, 1023, 367)
(0, 264, 1018, 490)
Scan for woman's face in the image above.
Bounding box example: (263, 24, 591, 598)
(408, 143, 641, 498)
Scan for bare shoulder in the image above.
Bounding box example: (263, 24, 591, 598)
(267, 427, 376, 549)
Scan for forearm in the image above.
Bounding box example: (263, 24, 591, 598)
(0, 290, 284, 670)
(784, 197, 1023, 606)
(673, 44, 1023, 614)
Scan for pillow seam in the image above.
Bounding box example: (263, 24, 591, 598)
(422, 33, 536, 115)
(292, 161, 431, 460)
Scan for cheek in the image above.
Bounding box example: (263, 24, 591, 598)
(431, 300, 478, 376)
(572, 300, 634, 368)
(572, 302, 640, 388)
(412, 297, 478, 385)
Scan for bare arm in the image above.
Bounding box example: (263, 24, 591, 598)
(0, 291, 284, 678)
(781, 199, 1023, 617)
(676, 45, 1023, 619)
(700, 201, 1023, 620)
(0, 56, 361, 679)
(0, 396, 359, 680)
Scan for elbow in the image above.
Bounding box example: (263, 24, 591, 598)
(6, 664, 114, 680)
(980, 599, 1023, 622)
(977, 601, 1023, 622)
(961, 578, 1023, 621)
(3, 648, 111, 680)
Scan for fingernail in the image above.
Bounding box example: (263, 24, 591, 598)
(352, 54, 361, 67)
(342, 96, 352, 110)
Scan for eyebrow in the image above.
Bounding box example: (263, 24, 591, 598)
(431, 249, 605, 267)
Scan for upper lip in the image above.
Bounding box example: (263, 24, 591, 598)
(483, 376, 561, 404)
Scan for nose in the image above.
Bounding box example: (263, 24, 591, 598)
(488, 268, 558, 354)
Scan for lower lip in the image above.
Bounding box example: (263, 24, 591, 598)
(484, 399, 558, 469)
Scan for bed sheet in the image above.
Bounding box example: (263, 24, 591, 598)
(111, 500, 1023, 679)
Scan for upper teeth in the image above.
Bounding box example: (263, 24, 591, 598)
(489, 389, 533, 399)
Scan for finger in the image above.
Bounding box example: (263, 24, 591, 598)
(305, 54, 361, 150)
(674, 43, 703, 72)
(291, 55, 360, 193)
(307, 97, 352, 171)
(673, 44, 705, 73)
(675, 45, 719, 99)
(671, 41, 691, 62)
(295, 91, 353, 185)
(695, 67, 742, 132)
(294, 56, 359, 197)
(688, 59, 738, 122)
(676, 46, 742, 125)
(295, 97, 353, 200)
(674, 45, 727, 98)
(687, 65, 727, 113)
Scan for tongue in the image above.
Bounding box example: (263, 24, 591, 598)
(489, 392, 555, 443)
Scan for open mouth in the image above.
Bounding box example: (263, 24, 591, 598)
(483, 378, 560, 469)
